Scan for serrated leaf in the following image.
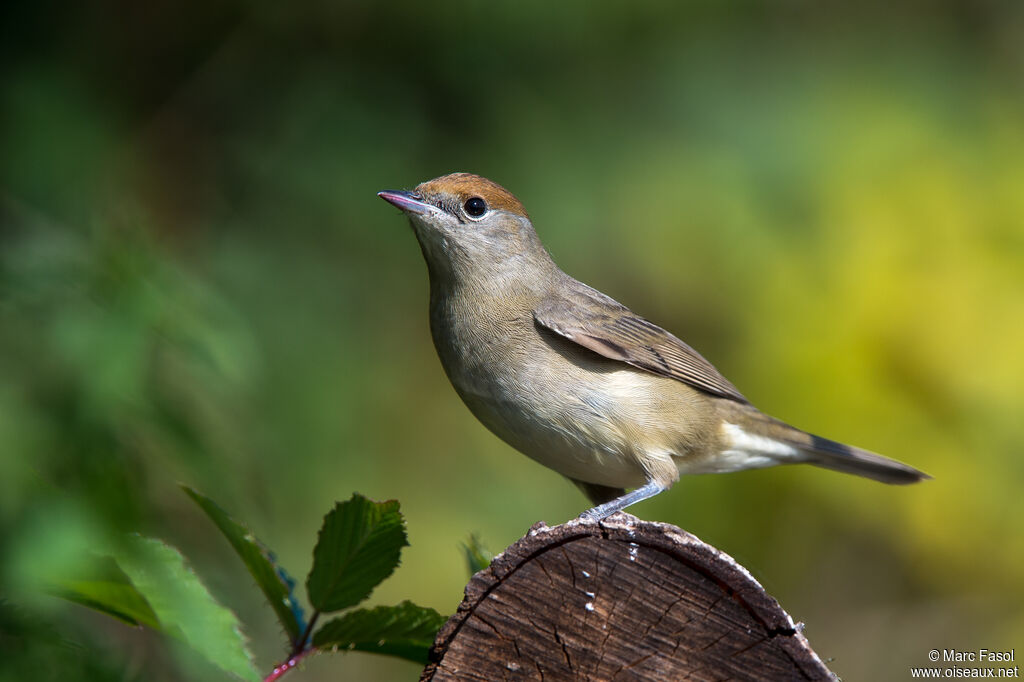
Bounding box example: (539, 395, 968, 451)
(51, 555, 161, 630)
(114, 534, 260, 682)
(183, 486, 304, 643)
(461, 533, 493, 577)
(306, 494, 407, 613)
(312, 601, 446, 664)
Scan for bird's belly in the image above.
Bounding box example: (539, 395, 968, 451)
(448, 361, 695, 489)
(464, 391, 648, 488)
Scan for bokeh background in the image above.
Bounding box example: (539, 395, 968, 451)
(2, 2, 1022, 680)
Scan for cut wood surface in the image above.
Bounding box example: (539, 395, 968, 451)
(422, 513, 835, 681)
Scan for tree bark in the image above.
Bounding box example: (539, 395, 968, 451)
(422, 513, 834, 681)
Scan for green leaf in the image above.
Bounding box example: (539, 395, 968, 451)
(114, 534, 260, 682)
(461, 533, 493, 577)
(51, 555, 161, 630)
(312, 601, 446, 664)
(183, 486, 304, 643)
(306, 494, 407, 613)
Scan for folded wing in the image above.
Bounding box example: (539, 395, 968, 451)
(534, 282, 748, 403)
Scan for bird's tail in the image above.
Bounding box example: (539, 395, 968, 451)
(797, 432, 928, 484)
(725, 407, 930, 484)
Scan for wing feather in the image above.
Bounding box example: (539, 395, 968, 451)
(534, 283, 748, 403)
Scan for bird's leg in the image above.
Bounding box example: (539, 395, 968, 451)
(579, 480, 667, 521)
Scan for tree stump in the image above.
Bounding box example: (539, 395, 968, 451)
(421, 513, 835, 681)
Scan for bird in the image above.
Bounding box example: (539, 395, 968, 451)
(378, 173, 929, 520)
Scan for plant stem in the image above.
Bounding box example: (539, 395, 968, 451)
(263, 647, 316, 682)
(264, 610, 321, 681)
(294, 611, 320, 655)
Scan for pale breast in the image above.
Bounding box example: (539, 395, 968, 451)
(430, 296, 718, 488)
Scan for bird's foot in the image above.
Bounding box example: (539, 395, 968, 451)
(578, 480, 667, 522)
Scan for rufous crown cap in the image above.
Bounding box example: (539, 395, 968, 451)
(416, 173, 529, 219)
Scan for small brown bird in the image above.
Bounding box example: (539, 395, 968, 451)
(379, 173, 929, 520)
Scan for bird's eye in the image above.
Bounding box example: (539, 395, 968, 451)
(464, 196, 487, 218)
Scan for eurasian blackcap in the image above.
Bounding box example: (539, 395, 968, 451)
(379, 173, 928, 520)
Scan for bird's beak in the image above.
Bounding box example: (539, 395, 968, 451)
(378, 190, 438, 216)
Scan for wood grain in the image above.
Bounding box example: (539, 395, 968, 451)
(422, 513, 834, 681)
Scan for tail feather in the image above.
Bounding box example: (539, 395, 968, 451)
(799, 433, 930, 485)
(724, 406, 931, 485)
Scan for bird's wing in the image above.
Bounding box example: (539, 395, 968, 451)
(533, 283, 748, 403)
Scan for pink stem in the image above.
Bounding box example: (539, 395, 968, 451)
(264, 648, 316, 682)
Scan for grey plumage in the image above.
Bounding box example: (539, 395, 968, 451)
(379, 173, 929, 518)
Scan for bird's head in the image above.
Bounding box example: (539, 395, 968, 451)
(379, 173, 553, 286)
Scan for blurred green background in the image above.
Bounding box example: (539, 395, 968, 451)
(2, 1, 1022, 680)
